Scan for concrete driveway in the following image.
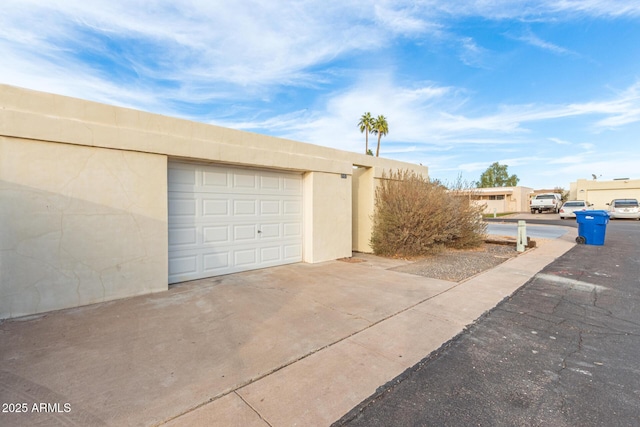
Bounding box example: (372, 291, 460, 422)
(0, 230, 576, 427)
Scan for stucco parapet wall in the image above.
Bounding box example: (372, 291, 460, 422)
(573, 178, 640, 190)
(0, 85, 426, 177)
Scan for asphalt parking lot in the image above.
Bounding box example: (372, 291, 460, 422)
(335, 220, 640, 426)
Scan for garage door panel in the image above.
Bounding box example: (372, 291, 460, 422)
(283, 200, 302, 215)
(283, 223, 301, 237)
(233, 224, 257, 241)
(284, 244, 302, 260)
(169, 197, 197, 218)
(169, 227, 198, 247)
(168, 161, 302, 283)
(203, 252, 230, 271)
(234, 248, 257, 266)
(203, 199, 229, 216)
(261, 246, 281, 262)
(233, 200, 257, 215)
(260, 200, 281, 215)
(203, 226, 229, 243)
(169, 254, 198, 277)
(233, 172, 258, 189)
(260, 175, 280, 190)
(283, 176, 302, 192)
(202, 170, 228, 188)
(168, 167, 197, 186)
(260, 223, 281, 238)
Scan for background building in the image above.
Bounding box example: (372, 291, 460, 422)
(569, 178, 640, 208)
(469, 186, 534, 214)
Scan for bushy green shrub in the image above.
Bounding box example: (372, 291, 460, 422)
(370, 170, 486, 256)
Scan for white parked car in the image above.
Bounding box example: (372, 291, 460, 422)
(559, 200, 592, 219)
(607, 199, 640, 220)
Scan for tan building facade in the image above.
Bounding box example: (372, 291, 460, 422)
(470, 186, 534, 214)
(0, 85, 427, 318)
(569, 178, 640, 209)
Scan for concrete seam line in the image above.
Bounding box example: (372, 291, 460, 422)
(235, 391, 275, 427)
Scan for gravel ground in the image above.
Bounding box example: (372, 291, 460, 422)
(389, 243, 520, 282)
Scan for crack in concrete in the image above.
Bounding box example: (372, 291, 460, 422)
(235, 391, 275, 427)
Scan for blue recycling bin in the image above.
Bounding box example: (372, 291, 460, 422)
(574, 210, 609, 245)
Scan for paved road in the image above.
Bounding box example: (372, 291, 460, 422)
(486, 216, 577, 228)
(486, 223, 569, 239)
(334, 221, 640, 427)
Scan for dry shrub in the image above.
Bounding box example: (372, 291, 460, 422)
(371, 170, 486, 257)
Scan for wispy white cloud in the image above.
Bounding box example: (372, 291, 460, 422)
(373, 3, 442, 36)
(591, 82, 640, 127)
(454, 161, 494, 173)
(469, 84, 640, 132)
(431, 0, 640, 19)
(547, 0, 640, 17)
(541, 153, 640, 182)
(458, 37, 492, 68)
(512, 30, 576, 56)
(0, 0, 386, 104)
(579, 143, 596, 152)
(548, 137, 572, 145)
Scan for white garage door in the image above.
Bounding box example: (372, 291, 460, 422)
(168, 161, 303, 284)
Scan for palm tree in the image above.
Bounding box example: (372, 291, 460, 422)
(372, 115, 389, 157)
(358, 112, 374, 155)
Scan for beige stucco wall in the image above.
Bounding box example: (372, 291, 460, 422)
(304, 172, 352, 262)
(0, 137, 168, 318)
(569, 178, 640, 209)
(0, 84, 428, 318)
(474, 199, 504, 214)
(513, 186, 535, 211)
(0, 84, 425, 178)
(352, 167, 375, 252)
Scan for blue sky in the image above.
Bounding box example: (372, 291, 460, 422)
(2, 1, 639, 190)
